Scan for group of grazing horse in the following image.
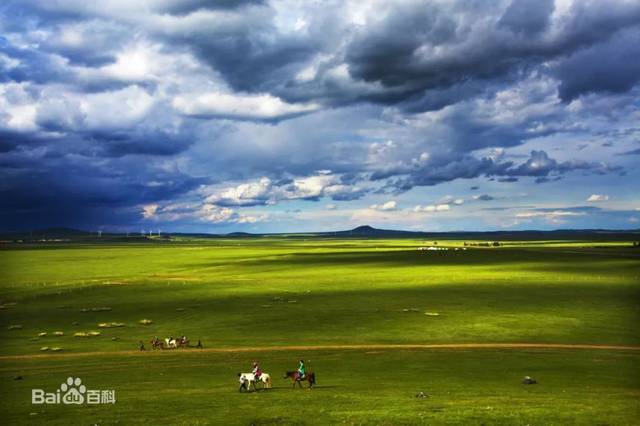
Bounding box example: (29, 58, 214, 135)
(238, 371, 316, 392)
(150, 336, 190, 350)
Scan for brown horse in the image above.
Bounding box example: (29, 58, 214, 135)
(150, 338, 164, 350)
(284, 371, 316, 389)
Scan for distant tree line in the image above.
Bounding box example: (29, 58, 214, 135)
(463, 241, 501, 247)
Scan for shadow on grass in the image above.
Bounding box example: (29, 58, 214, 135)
(183, 247, 640, 274)
(2, 275, 639, 357)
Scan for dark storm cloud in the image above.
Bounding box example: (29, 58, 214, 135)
(498, 0, 554, 35)
(339, 0, 640, 111)
(506, 150, 590, 177)
(0, 153, 207, 230)
(0, 38, 68, 85)
(160, 0, 266, 14)
(0, 36, 145, 93)
(3, 0, 640, 109)
(329, 187, 370, 202)
(84, 128, 196, 157)
(372, 155, 513, 186)
(556, 28, 640, 101)
(3, 0, 265, 21)
(377, 150, 619, 192)
(152, 5, 318, 94)
(617, 148, 640, 156)
(0, 129, 43, 153)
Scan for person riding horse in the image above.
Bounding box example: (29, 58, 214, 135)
(252, 361, 262, 381)
(296, 359, 305, 380)
(150, 336, 162, 349)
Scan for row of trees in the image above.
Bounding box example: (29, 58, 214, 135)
(463, 241, 501, 247)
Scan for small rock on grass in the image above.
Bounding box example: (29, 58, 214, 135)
(98, 322, 125, 328)
(74, 331, 101, 337)
(80, 307, 112, 313)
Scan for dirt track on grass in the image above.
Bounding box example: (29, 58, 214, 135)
(1, 343, 639, 361)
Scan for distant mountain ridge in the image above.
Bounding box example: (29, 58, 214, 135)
(1, 225, 639, 242)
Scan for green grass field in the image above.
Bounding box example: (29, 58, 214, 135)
(1, 238, 639, 424)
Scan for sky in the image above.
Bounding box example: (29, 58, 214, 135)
(0, 0, 639, 233)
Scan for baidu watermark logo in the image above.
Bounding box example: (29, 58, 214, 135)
(32, 377, 116, 405)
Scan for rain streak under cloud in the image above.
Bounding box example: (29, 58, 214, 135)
(0, 0, 639, 232)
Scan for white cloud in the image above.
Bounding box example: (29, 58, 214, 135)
(587, 194, 610, 202)
(414, 204, 450, 213)
(140, 201, 266, 224)
(0, 82, 38, 131)
(439, 195, 464, 205)
(173, 92, 319, 121)
(516, 211, 582, 218)
(204, 173, 366, 206)
(207, 177, 274, 206)
(370, 200, 397, 211)
(515, 210, 586, 224)
(142, 204, 159, 219)
(198, 204, 265, 224)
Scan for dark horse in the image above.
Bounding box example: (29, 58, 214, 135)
(284, 371, 316, 389)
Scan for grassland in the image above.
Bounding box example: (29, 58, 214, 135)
(0, 238, 638, 424)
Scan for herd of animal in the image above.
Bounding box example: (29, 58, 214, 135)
(149, 336, 192, 349)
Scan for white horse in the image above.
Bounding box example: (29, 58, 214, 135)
(238, 372, 272, 392)
(165, 338, 177, 349)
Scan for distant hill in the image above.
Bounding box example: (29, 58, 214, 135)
(331, 225, 428, 238)
(326, 226, 640, 241)
(226, 232, 255, 237)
